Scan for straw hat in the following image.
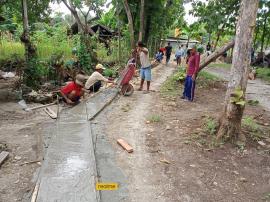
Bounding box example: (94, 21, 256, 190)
(95, 64, 106, 70)
(75, 74, 86, 86)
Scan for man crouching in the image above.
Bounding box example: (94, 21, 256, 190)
(85, 64, 115, 93)
(60, 74, 86, 105)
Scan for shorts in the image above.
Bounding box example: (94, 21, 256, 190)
(140, 66, 151, 81)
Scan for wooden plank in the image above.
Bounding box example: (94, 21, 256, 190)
(117, 139, 133, 153)
(0, 151, 9, 166)
(31, 182, 40, 202)
(44, 107, 57, 119)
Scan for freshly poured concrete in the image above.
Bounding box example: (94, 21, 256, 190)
(37, 88, 118, 202)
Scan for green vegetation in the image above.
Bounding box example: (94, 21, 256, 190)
(230, 87, 246, 107)
(203, 117, 218, 136)
(242, 116, 259, 131)
(208, 63, 232, 69)
(196, 71, 221, 88)
(256, 68, 270, 83)
(198, 71, 219, 81)
(0, 24, 75, 61)
(160, 69, 185, 98)
(242, 116, 262, 141)
(247, 99, 259, 106)
(147, 114, 161, 123)
(0, 41, 24, 60)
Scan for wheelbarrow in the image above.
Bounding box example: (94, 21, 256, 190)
(116, 61, 136, 96)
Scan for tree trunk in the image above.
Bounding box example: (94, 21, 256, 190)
(122, 0, 135, 48)
(138, 0, 145, 42)
(266, 34, 270, 49)
(21, 0, 36, 60)
(216, 0, 259, 142)
(260, 12, 268, 53)
(199, 40, 235, 71)
(62, 0, 97, 37)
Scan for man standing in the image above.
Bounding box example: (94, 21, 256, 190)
(175, 45, 185, 66)
(137, 41, 151, 93)
(206, 42, 211, 56)
(165, 42, 172, 65)
(85, 64, 114, 93)
(182, 45, 200, 101)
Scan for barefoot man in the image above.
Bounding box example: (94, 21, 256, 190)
(137, 41, 151, 93)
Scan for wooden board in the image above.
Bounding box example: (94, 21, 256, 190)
(31, 182, 40, 202)
(117, 139, 133, 153)
(44, 107, 57, 119)
(0, 151, 9, 166)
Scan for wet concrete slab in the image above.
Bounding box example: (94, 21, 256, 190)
(37, 88, 121, 202)
(37, 103, 100, 202)
(91, 112, 129, 202)
(86, 88, 118, 120)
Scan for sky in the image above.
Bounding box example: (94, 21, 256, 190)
(49, 1, 207, 25)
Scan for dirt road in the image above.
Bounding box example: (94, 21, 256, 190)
(94, 62, 270, 202)
(205, 66, 270, 112)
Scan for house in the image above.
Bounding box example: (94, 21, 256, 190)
(69, 23, 116, 40)
(161, 36, 200, 50)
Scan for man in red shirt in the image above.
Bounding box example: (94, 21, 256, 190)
(60, 74, 86, 105)
(182, 46, 200, 101)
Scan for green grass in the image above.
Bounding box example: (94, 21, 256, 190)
(0, 40, 73, 61)
(147, 114, 161, 123)
(0, 41, 24, 60)
(256, 68, 270, 83)
(198, 70, 219, 81)
(160, 70, 183, 98)
(203, 117, 218, 136)
(208, 63, 232, 69)
(160, 69, 220, 98)
(242, 116, 259, 131)
(242, 116, 263, 141)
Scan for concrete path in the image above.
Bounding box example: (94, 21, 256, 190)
(37, 88, 118, 202)
(205, 67, 270, 112)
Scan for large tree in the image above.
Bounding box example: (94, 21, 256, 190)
(59, 0, 105, 35)
(216, 0, 259, 141)
(122, 0, 135, 48)
(120, 0, 184, 49)
(191, 0, 240, 50)
(138, 0, 145, 42)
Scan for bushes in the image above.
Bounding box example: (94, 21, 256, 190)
(256, 67, 270, 82)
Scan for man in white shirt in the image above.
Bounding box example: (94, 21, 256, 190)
(137, 41, 151, 93)
(175, 44, 185, 66)
(85, 64, 114, 92)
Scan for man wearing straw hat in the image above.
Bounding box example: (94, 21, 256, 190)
(85, 64, 115, 93)
(60, 74, 86, 105)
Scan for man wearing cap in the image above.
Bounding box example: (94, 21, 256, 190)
(85, 64, 114, 93)
(60, 74, 86, 105)
(182, 45, 200, 101)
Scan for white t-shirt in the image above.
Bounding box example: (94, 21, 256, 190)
(85, 71, 109, 89)
(139, 48, 151, 68)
